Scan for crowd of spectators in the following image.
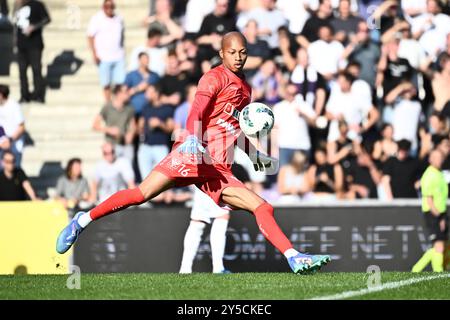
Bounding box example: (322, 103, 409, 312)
(1, 0, 450, 206)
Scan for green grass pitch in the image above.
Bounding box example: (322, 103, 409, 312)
(1, 272, 449, 300)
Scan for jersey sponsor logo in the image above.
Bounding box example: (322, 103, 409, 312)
(216, 118, 240, 137)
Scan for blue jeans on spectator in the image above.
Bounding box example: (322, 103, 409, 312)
(98, 59, 126, 87)
(279, 148, 310, 168)
(138, 144, 169, 178)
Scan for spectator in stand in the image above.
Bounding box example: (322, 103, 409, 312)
(14, 0, 51, 103)
(93, 85, 136, 163)
(376, 35, 415, 102)
(143, 0, 184, 47)
(307, 25, 345, 82)
(372, 123, 398, 163)
(326, 71, 378, 143)
(411, 0, 450, 58)
(419, 111, 450, 160)
(138, 84, 174, 179)
(0, 127, 10, 160)
(124, 52, 160, 117)
(306, 146, 344, 200)
(196, 0, 236, 71)
(345, 61, 374, 109)
(91, 142, 135, 203)
(428, 111, 450, 146)
(430, 53, 450, 116)
(277, 25, 300, 62)
(273, 82, 316, 167)
(183, 0, 215, 39)
(129, 29, 168, 77)
(401, 0, 427, 20)
(251, 59, 282, 105)
(236, 0, 287, 50)
(382, 20, 427, 72)
(242, 19, 271, 80)
(87, 0, 125, 102)
(346, 61, 380, 142)
(346, 146, 382, 199)
(435, 33, 450, 71)
(159, 53, 191, 108)
(281, 47, 327, 116)
(296, 0, 333, 48)
(277, 150, 312, 203)
(385, 81, 422, 155)
(371, 0, 405, 37)
(331, 0, 362, 45)
(175, 37, 203, 83)
(0, 85, 25, 168)
(327, 120, 360, 175)
(0, 151, 38, 201)
(276, 0, 311, 35)
(342, 21, 381, 88)
(54, 158, 92, 215)
(381, 139, 423, 199)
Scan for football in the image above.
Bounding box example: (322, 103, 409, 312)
(239, 102, 275, 138)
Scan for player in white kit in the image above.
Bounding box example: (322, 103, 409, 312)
(179, 186, 231, 274)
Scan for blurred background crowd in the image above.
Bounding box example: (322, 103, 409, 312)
(1, 0, 450, 211)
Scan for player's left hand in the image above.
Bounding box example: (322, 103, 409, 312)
(251, 151, 279, 173)
(177, 135, 206, 155)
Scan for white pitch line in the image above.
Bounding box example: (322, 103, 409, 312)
(309, 273, 450, 300)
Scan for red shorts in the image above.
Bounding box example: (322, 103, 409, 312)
(153, 150, 246, 205)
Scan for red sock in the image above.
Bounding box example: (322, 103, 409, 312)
(90, 188, 146, 220)
(253, 202, 293, 254)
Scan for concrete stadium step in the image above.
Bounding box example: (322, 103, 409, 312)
(23, 104, 101, 116)
(23, 148, 101, 164)
(25, 119, 100, 133)
(42, 28, 147, 49)
(30, 132, 103, 142)
(24, 159, 100, 180)
(47, 9, 148, 31)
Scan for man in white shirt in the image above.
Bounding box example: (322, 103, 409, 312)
(236, 0, 287, 49)
(401, 0, 427, 20)
(0, 84, 26, 168)
(385, 81, 422, 154)
(273, 82, 316, 166)
(308, 25, 345, 81)
(128, 29, 168, 77)
(183, 0, 215, 37)
(87, 0, 126, 102)
(275, 0, 310, 35)
(326, 71, 377, 142)
(411, 0, 450, 58)
(91, 142, 135, 203)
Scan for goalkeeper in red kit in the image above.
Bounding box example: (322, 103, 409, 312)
(56, 32, 330, 274)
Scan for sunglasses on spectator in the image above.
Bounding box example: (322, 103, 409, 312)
(103, 150, 115, 155)
(3, 158, 14, 164)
